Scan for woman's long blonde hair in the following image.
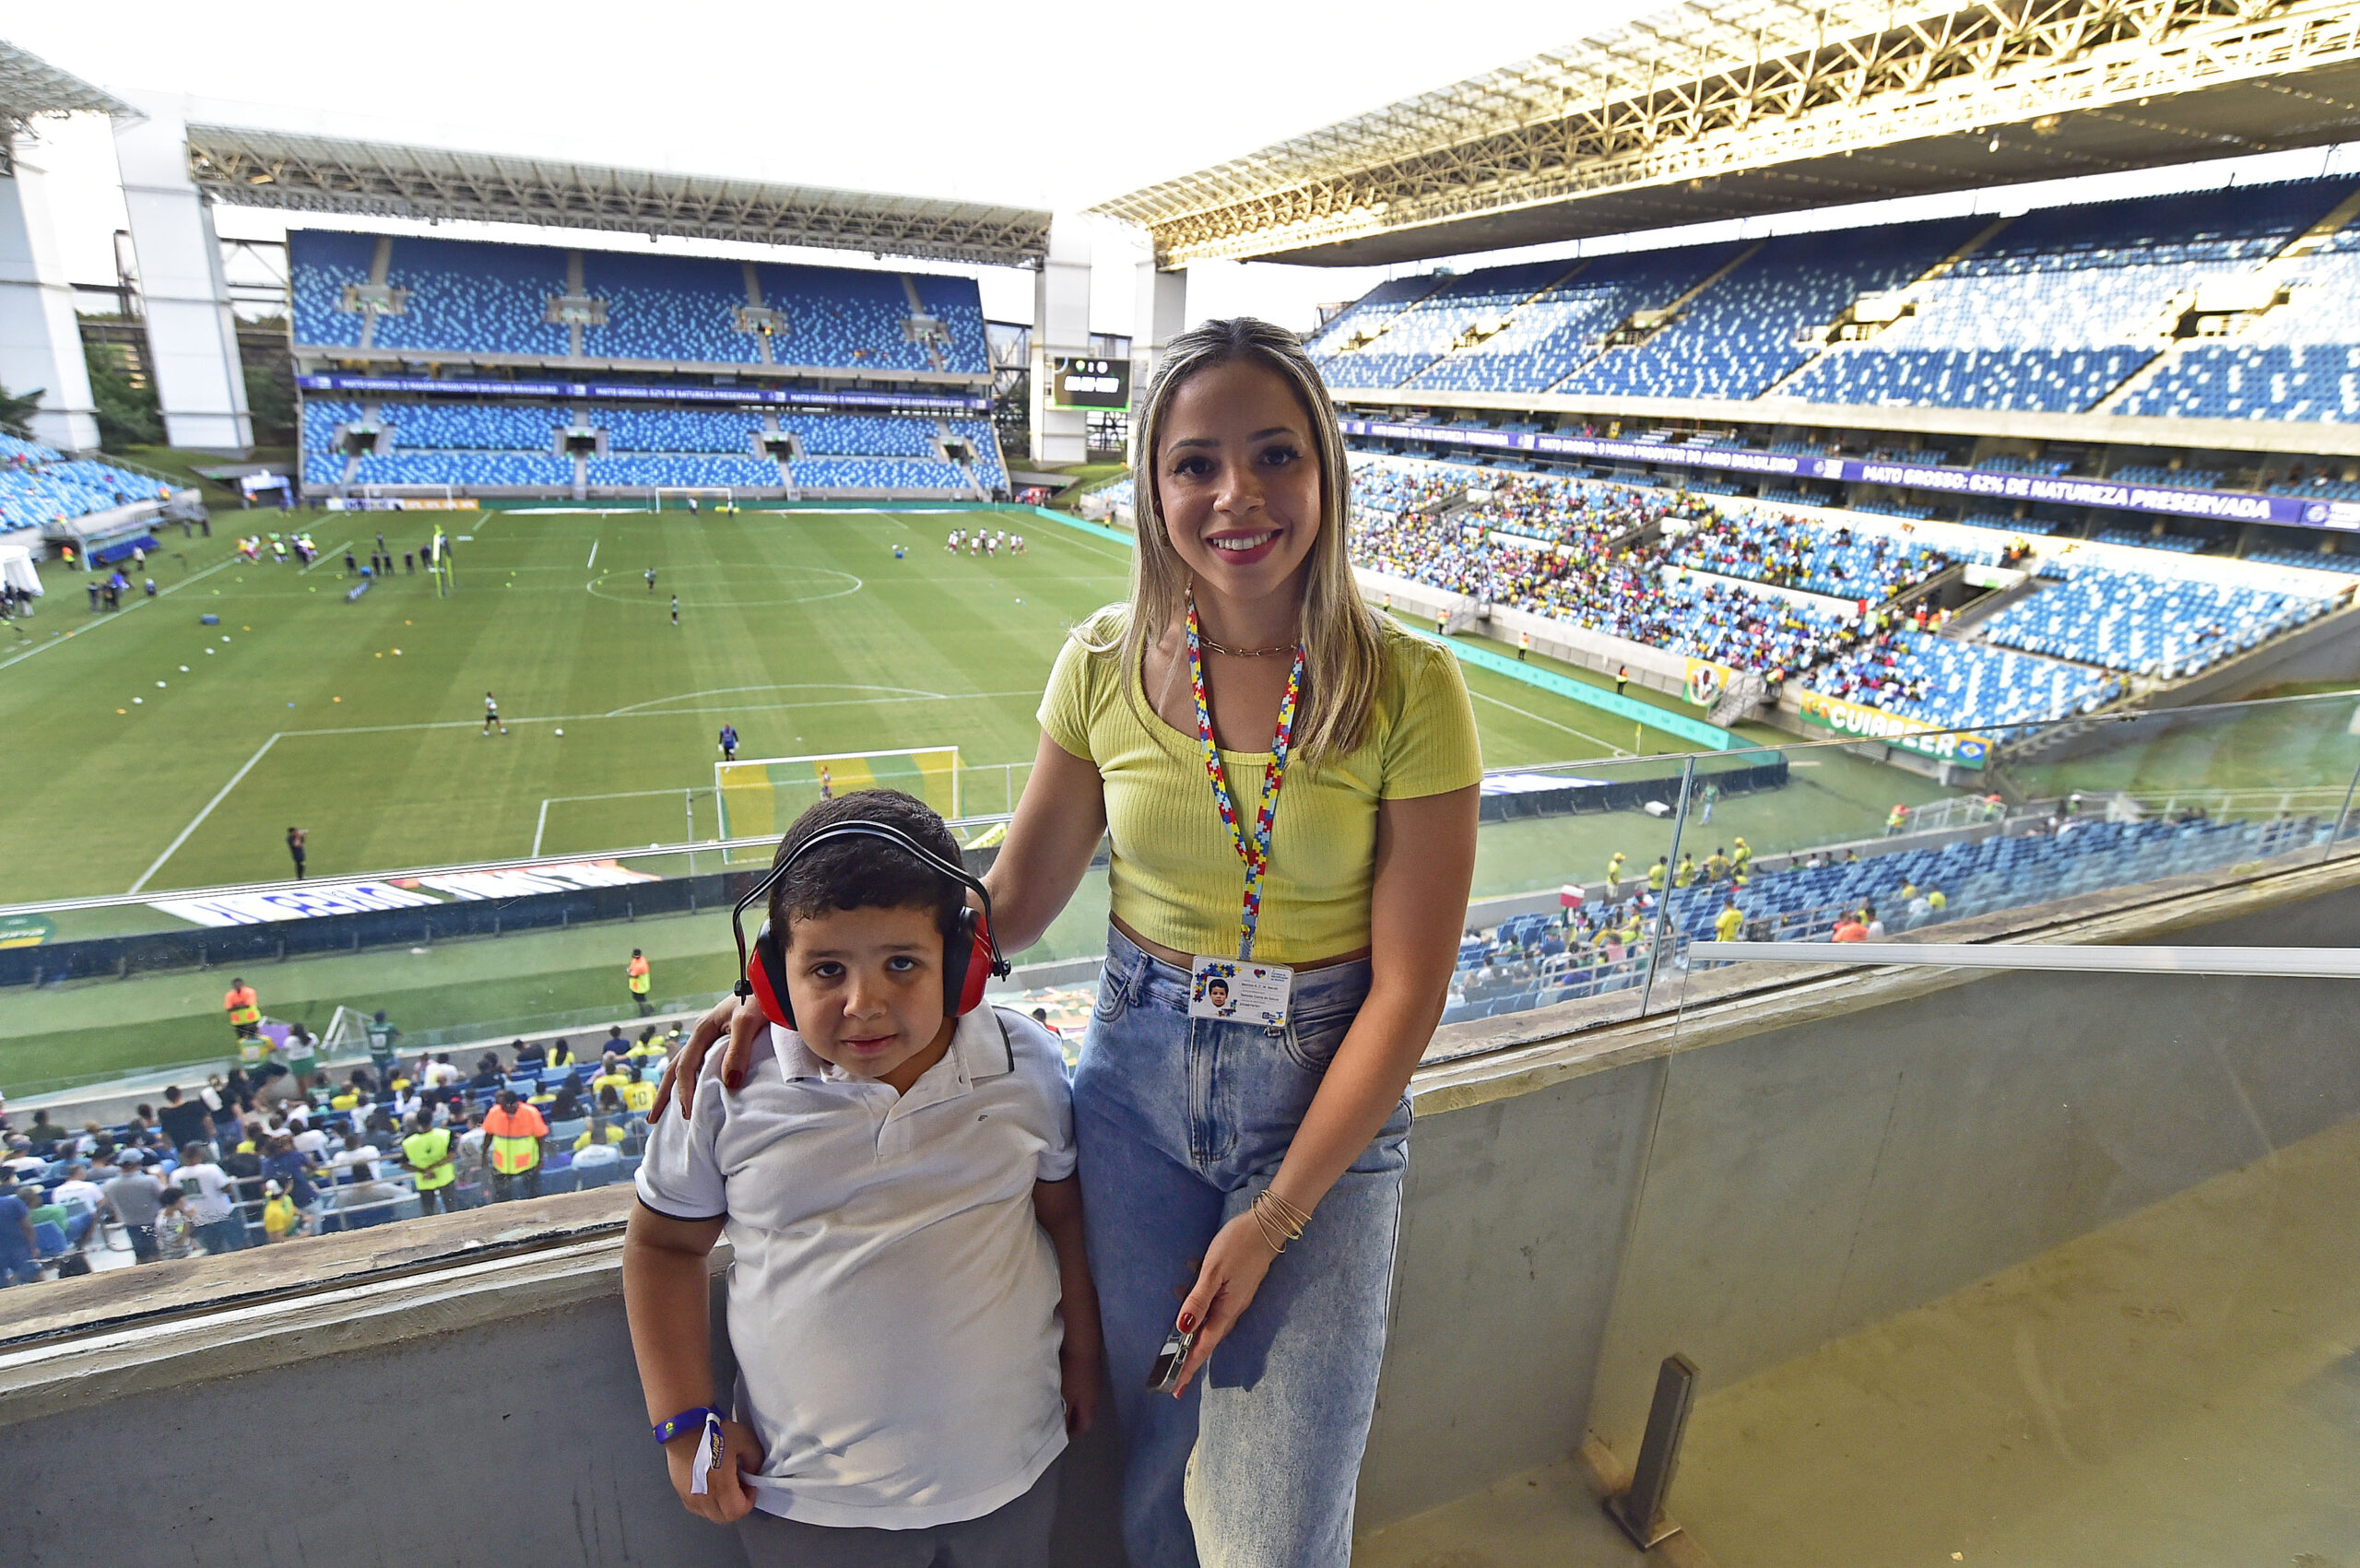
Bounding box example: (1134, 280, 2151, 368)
(1088, 316, 1383, 762)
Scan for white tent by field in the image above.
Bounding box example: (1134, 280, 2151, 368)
(0, 544, 41, 597)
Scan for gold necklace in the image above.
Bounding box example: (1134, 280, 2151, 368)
(1198, 634, 1299, 658)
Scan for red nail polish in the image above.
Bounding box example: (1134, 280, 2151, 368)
(1179, 1313, 1196, 1333)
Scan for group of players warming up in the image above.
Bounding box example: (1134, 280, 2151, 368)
(943, 526, 1024, 558)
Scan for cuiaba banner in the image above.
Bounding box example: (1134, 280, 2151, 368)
(1795, 690, 1990, 769)
(1682, 658, 1731, 708)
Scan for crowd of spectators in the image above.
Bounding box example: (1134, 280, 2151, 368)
(0, 1025, 683, 1285)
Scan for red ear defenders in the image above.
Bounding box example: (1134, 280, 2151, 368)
(732, 820, 1009, 1032)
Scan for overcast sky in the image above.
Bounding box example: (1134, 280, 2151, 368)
(12, 3, 2357, 337)
(7, 0, 1626, 333)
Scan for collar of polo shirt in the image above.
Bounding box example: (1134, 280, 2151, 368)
(763, 1007, 1017, 1092)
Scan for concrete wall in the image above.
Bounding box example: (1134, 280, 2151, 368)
(7, 867, 2358, 1561)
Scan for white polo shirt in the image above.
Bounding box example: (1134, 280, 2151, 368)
(637, 1006, 1076, 1530)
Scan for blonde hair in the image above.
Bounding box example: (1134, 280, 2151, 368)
(1087, 317, 1383, 762)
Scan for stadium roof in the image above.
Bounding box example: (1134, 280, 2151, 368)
(1094, 0, 2360, 266)
(0, 40, 136, 172)
(183, 124, 1054, 269)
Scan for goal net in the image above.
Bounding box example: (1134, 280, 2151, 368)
(650, 487, 737, 513)
(715, 746, 962, 855)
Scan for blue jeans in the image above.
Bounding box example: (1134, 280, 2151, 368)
(1077, 926, 1410, 1568)
(196, 1217, 246, 1255)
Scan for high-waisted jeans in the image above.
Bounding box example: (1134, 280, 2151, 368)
(1076, 925, 1411, 1568)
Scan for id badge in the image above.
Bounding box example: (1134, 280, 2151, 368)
(1188, 956, 1294, 1029)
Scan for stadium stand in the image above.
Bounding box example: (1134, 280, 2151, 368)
(1558, 221, 1980, 400)
(289, 230, 993, 375)
(2119, 230, 2360, 422)
(0, 439, 177, 532)
(1978, 563, 2333, 677)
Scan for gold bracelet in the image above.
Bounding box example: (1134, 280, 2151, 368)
(1259, 1188, 1314, 1232)
(1251, 1189, 1307, 1255)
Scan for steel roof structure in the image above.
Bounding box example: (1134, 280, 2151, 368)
(1094, 0, 2360, 266)
(183, 124, 1054, 269)
(0, 41, 136, 173)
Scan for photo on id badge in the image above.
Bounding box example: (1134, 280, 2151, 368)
(1189, 957, 1292, 1027)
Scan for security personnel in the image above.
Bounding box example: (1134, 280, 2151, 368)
(1731, 837, 1752, 878)
(1885, 803, 1910, 837)
(1703, 847, 1731, 883)
(1672, 854, 1695, 890)
(1605, 851, 1626, 902)
(626, 949, 651, 1016)
(481, 1090, 548, 1203)
(402, 1114, 459, 1215)
(1646, 857, 1668, 894)
(223, 978, 261, 1042)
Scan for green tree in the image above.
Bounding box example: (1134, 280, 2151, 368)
(243, 360, 294, 443)
(0, 382, 42, 441)
(84, 341, 161, 448)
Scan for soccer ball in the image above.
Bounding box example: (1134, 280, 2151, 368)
(554, 728, 563, 737)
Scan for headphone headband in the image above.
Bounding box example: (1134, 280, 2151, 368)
(732, 818, 1009, 1017)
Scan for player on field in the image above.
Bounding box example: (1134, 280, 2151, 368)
(718, 724, 738, 762)
(646, 568, 657, 593)
(946, 528, 960, 552)
(484, 691, 505, 737)
(671, 595, 680, 627)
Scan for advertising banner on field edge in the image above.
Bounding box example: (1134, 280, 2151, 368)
(1794, 690, 1990, 768)
(1682, 658, 1732, 707)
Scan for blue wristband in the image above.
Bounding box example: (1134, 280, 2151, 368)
(652, 1406, 721, 1444)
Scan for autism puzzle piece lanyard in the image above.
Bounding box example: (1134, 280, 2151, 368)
(1186, 592, 1304, 962)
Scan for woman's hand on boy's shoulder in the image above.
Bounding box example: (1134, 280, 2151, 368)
(650, 996, 766, 1122)
(665, 1418, 764, 1524)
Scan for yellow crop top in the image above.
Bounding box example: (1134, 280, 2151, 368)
(1038, 608, 1482, 964)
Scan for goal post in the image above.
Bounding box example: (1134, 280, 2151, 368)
(650, 486, 737, 513)
(715, 746, 962, 851)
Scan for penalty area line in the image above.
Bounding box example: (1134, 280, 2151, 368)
(1469, 690, 1634, 759)
(129, 733, 281, 894)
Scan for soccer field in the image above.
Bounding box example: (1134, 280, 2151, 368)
(0, 503, 1724, 907)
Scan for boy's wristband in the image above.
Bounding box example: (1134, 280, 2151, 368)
(652, 1406, 721, 1444)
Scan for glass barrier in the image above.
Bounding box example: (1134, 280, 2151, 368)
(1587, 944, 2360, 1567)
(6, 691, 2359, 1110)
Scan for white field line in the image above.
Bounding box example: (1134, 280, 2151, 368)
(270, 688, 1042, 739)
(532, 787, 697, 856)
(129, 732, 282, 893)
(1469, 690, 1633, 759)
(0, 555, 241, 675)
(585, 539, 597, 571)
(299, 541, 354, 574)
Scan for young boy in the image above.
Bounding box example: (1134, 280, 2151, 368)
(624, 791, 1099, 1561)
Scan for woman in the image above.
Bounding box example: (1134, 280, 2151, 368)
(659, 318, 1479, 1566)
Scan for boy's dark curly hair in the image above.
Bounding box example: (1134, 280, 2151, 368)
(767, 789, 966, 945)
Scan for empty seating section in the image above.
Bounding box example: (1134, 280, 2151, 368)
(352, 453, 574, 487)
(950, 420, 1008, 490)
(289, 230, 991, 373)
(385, 403, 569, 451)
(1779, 183, 2342, 412)
(1664, 511, 1971, 602)
(288, 231, 378, 348)
(2108, 465, 2223, 489)
(1307, 179, 2360, 420)
(2091, 527, 2208, 553)
(1321, 263, 1571, 389)
(371, 237, 571, 357)
(604, 408, 762, 453)
(785, 414, 936, 456)
(792, 457, 970, 490)
(585, 454, 779, 489)
(0, 458, 174, 530)
(1562, 222, 1978, 400)
(1811, 628, 2124, 734)
(2121, 232, 2360, 420)
(2243, 547, 2360, 575)
(1978, 565, 2331, 676)
(1410, 247, 1743, 394)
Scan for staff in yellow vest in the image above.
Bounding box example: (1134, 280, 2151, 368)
(627, 949, 652, 1017)
(402, 1114, 460, 1215)
(482, 1091, 548, 1203)
(224, 978, 261, 1043)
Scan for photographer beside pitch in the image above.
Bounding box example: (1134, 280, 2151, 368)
(623, 791, 1099, 1563)
(658, 318, 1481, 1567)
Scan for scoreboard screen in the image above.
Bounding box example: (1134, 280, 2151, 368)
(1052, 356, 1131, 410)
